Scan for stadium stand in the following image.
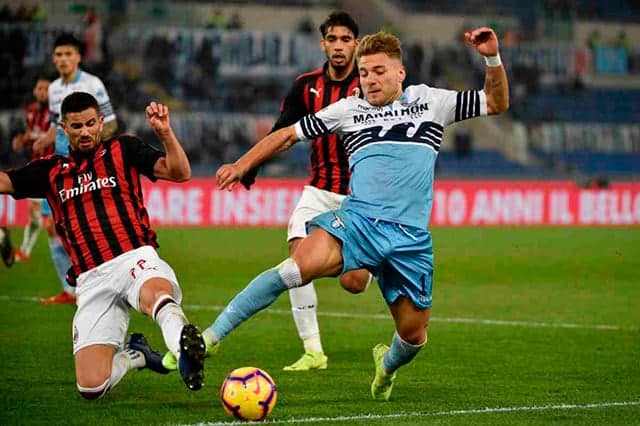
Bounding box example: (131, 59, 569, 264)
(0, 0, 638, 180)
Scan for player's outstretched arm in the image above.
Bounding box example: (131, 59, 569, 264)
(216, 125, 299, 190)
(0, 172, 15, 194)
(146, 102, 191, 182)
(464, 27, 509, 115)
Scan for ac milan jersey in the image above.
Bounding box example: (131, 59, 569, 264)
(242, 62, 360, 194)
(22, 102, 53, 160)
(7, 135, 163, 279)
(295, 84, 487, 229)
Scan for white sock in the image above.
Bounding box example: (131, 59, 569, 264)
(289, 282, 323, 353)
(21, 218, 40, 255)
(153, 295, 188, 357)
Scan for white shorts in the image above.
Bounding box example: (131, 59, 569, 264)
(287, 185, 346, 241)
(72, 245, 182, 354)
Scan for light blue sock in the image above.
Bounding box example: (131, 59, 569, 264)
(48, 236, 74, 294)
(382, 331, 425, 374)
(207, 267, 291, 343)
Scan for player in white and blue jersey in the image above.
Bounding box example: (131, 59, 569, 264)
(206, 28, 509, 400)
(32, 33, 118, 304)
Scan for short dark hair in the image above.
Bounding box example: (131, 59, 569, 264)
(53, 33, 82, 52)
(61, 92, 99, 118)
(320, 11, 359, 39)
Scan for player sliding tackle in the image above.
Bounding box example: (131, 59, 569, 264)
(208, 28, 508, 400)
(0, 93, 207, 398)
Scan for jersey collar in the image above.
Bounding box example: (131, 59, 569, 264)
(63, 69, 83, 86)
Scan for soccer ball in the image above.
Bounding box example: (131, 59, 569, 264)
(220, 367, 278, 421)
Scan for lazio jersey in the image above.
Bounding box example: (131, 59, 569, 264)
(49, 69, 116, 155)
(295, 84, 487, 229)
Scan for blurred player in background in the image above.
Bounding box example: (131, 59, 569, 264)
(0, 227, 15, 267)
(0, 92, 206, 398)
(33, 33, 118, 305)
(209, 28, 509, 400)
(11, 76, 52, 262)
(240, 10, 372, 372)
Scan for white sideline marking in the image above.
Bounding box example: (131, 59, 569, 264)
(0, 295, 636, 332)
(186, 400, 640, 425)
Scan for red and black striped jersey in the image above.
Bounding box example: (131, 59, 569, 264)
(242, 62, 360, 195)
(7, 135, 164, 279)
(23, 102, 53, 160)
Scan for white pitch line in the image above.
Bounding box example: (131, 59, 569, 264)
(1, 295, 637, 332)
(184, 400, 640, 425)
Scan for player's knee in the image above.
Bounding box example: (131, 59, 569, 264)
(339, 270, 372, 294)
(339, 274, 365, 294)
(397, 326, 427, 346)
(77, 377, 109, 400)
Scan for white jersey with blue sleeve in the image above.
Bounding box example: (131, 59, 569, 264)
(48, 69, 116, 155)
(294, 84, 487, 229)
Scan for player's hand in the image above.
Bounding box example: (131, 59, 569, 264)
(32, 136, 50, 156)
(11, 135, 24, 152)
(464, 27, 499, 57)
(146, 102, 171, 135)
(216, 163, 244, 191)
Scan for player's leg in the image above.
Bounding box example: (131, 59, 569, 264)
(16, 199, 42, 261)
(203, 227, 343, 349)
(283, 237, 328, 371)
(73, 272, 147, 400)
(283, 186, 335, 371)
(75, 344, 146, 400)
(0, 226, 15, 267)
(371, 224, 433, 400)
(128, 248, 206, 391)
(40, 204, 76, 304)
(371, 297, 430, 401)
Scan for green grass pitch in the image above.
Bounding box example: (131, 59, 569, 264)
(1, 227, 638, 425)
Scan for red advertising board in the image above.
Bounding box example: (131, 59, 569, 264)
(1, 179, 639, 227)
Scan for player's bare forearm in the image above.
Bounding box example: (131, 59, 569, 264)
(155, 128, 191, 182)
(32, 125, 56, 155)
(101, 119, 118, 140)
(234, 126, 299, 176)
(464, 27, 509, 115)
(0, 172, 15, 194)
(484, 65, 509, 115)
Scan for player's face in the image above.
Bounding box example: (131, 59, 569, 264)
(62, 107, 104, 153)
(321, 26, 357, 70)
(358, 53, 405, 106)
(33, 80, 49, 103)
(53, 45, 81, 78)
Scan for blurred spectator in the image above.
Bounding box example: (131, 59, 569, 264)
(297, 15, 314, 34)
(82, 7, 104, 67)
(613, 29, 630, 52)
(227, 11, 243, 30)
(405, 41, 424, 85)
(502, 26, 519, 47)
(380, 20, 399, 37)
(207, 9, 228, 30)
(587, 29, 602, 50)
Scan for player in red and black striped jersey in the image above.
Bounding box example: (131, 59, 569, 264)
(238, 11, 373, 373)
(11, 76, 52, 262)
(1, 92, 207, 397)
